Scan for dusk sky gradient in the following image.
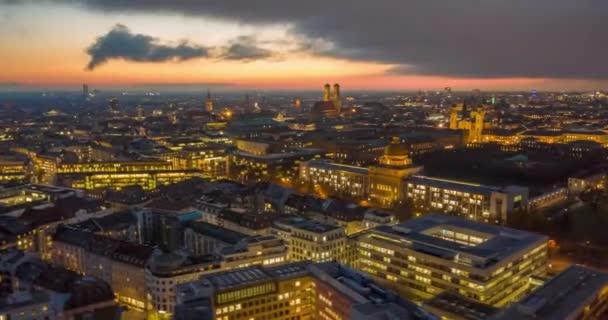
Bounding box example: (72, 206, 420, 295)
(1, 0, 607, 91)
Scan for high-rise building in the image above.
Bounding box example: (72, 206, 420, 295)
(354, 214, 548, 307)
(205, 89, 214, 112)
(82, 84, 89, 97)
(174, 261, 437, 320)
(108, 98, 119, 113)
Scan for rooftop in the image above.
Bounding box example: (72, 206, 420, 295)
(204, 261, 311, 291)
(305, 159, 369, 175)
(365, 214, 547, 269)
(274, 216, 341, 234)
(185, 220, 248, 245)
(408, 176, 506, 196)
(496, 265, 608, 319)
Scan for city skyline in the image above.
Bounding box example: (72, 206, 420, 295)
(1, 0, 607, 91)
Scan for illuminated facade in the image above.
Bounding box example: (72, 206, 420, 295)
(205, 90, 214, 112)
(228, 149, 321, 185)
(56, 161, 203, 190)
(480, 129, 608, 147)
(272, 217, 348, 263)
(51, 227, 154, 312)
(146, 236, 288, 318)
(354, 214, 548, 307)
(0, 160, 27, 183)
(494, 265, 608, 320)
(311, 83, 342, 119)
(449, 104, 491, 143)
(406, 176, 529, 223)
(299, 138, 422, 207)
(174, 261, 435, 320)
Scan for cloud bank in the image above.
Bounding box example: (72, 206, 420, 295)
(86, 24, 208, 70)
(6, 0, 607, 79)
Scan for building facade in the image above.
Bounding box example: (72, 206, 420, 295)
(354, 214, 548, 307)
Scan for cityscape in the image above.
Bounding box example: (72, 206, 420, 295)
(1, 1, 608, 320)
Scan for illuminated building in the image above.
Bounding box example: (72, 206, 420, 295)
(174, 261, 436, 320)
(369, 137, 424, 207)
(299, 159, 369, 198)
(199, 207, 276, 236)
(56, 161, 203, 190)
(299, 138, 422, 207)
(145, 251, 220, 318)
(354, 214, 548, 307)
(449, 104, 491, 143)
(32, 154, 58, 185)
(64, 145, 114, 162)
(494, 265, 608, 320)
(228, 148, 321, 185)
(218, 235, 288, 269)
(146, 236, 287, 318)
(406, 176, 529, 223)
(164, 147, 227, 179)
(568, 167, 606, 196)
(136, 105, 145, 120)
(205, 89, 214, 112)
(0, 160, 27, 183)
(311, 83, 342, 119)
(294, 97, 302, 109)
(51, 227, 154, 311)
(108, 98, 120, 113)
(183, 220, 248, 256)
(272, 217, 348, 263)
(479, 129, 608, 148)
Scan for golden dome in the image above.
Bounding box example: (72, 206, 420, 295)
(384, 137, 408, 157)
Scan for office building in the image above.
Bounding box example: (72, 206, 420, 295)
(406, 176, 529, 223)
(494, 265, 608, 320)
(272, 217, 348, 263)
(174, 261, 437, 320)
(354, 214, 548, 307)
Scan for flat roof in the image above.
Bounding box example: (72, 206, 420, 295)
(364, 214, 547, 269)
(204, 261, 311, 291)
(407, 176, 504, 196)
(423, 292, 498, 320)
(274, 216, 341, 234)
(305, 159, 369, 175)
(496, 265, 608, 319)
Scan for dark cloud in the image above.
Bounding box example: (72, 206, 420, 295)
(5, 0, 607, 78)
(220, 36, 273, 61)
(85, 24, 208, 70)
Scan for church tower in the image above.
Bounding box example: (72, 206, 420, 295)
(332, 83, 342, 112)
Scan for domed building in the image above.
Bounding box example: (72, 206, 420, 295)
(368, 137, 422, 207)
(299, 136, 422, 209)
(379, 136, 414, 167)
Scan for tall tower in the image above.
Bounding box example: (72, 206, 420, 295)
(205, 89, 214, 112)
(82, 84, 89, 97)
(332, 83, 341, 112)
(136, 105, 145, 120)
(323, 84, 331, 101)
